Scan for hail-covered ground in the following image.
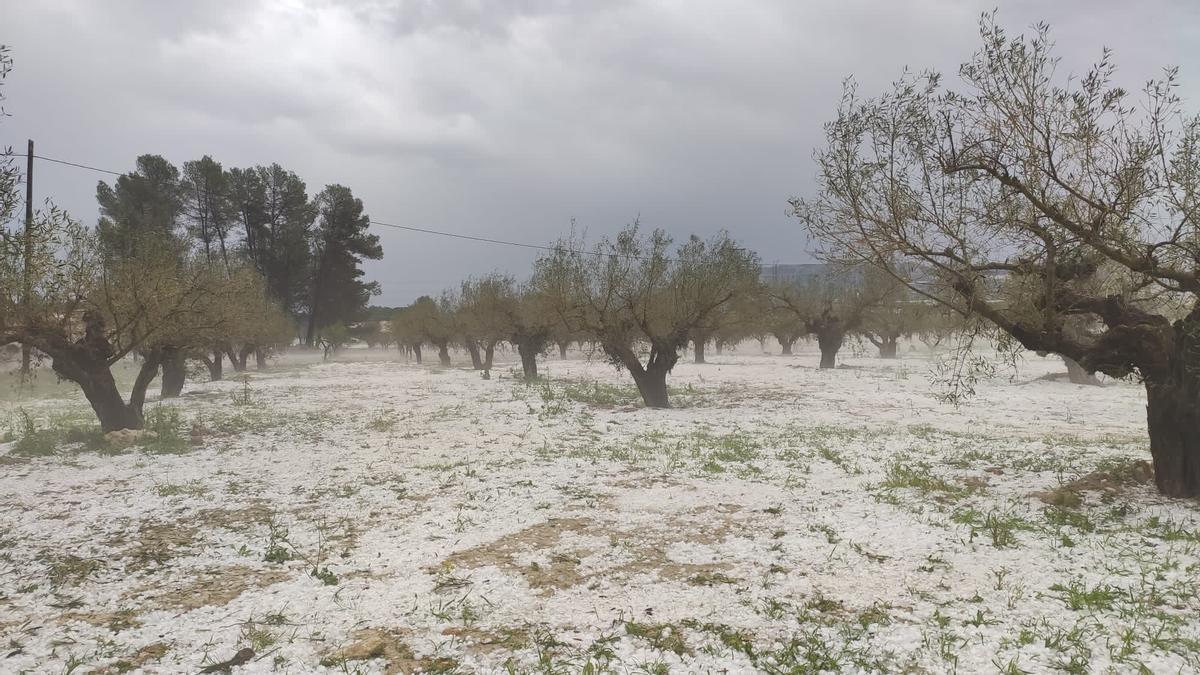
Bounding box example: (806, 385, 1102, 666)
(0, 341, 1197, 674)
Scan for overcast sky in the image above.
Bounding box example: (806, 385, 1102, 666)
(3, 0, 1197, 305)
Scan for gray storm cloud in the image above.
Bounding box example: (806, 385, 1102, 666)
(3, 0, 1197, 303)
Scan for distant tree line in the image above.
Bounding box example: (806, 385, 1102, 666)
(379, 224, 952, 409)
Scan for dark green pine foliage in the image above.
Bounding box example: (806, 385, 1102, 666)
(228, 164, 316, 316)
(96, 154, 185, 259)
(305, 185, 383, 344)
(180, 155, 235, 270)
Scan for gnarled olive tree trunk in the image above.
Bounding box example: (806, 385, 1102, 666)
(609, 342, 678, 408)
(873, 331, 902, 357)
(160, 346, 186, 398)
(1063, 356, 1101, 386)
(228, 344, 254, 372)
(1145, 378, 1200, 498)
(516, 340, 540, 381)
(1002, 304, 1199, 498)
(773, 331, 798, 355)
(631, 363, 672, 408)
(465, 339, 483, 369)
(202, 347, 224, 381)
(55, 353, 158, 432)
(435, 341, 451, 366)
(815, 326, 844, 369)
(483, 341, 497, 370)
(1140, 315, 1200, 498)
(558, 341, 569, 359)
(38, 313, 162, 432)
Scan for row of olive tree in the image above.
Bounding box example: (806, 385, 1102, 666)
(678, 264, 955, 368)
(389, 226, 761, 408)
(389, 274, 570, 379)
(386, 234, 960, 395)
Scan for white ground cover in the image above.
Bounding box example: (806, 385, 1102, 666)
(0, 342, 1198, 673)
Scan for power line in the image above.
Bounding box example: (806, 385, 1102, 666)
(366, 219, 584, 255)
(33, 154, 123, 176)
(26, 150, 664, 261)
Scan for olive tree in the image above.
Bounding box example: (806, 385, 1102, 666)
(317, 322, 351, 360)
(506, 284, 556, 381)
(540, 225, 759, 408)
(711, 284, 768, 357)
(396, 294, 455, 366)
(195, 267, 293, 380)
(770, 270, 885, 368)
(689, 279, 760, 363)
(756, 283, 806, 355)
(390, 305, 424, 362)
(856, 266, 932, 359)
(458, 276, 510, 370)
(0, 215, 228, 431)
(796, 16, 1200, 496)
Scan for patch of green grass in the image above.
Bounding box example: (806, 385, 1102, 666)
(816, 444, 860, 474)
(1049, 580, 1120, 611)
(687, 571, 737, 587)
(240, 621, 277, 650)
(952, 507, 1033, 549)
(366, 409, 401, 432)
(804, 595, 843, 615)
(155, 480, 208, 498)
(854, 604, 893, 629)
(625, 622, 689, 656)
(880, 461, 968, 498)
(9, 411, 105, 457)
(43, 553, 104, 587)
(142, 405, 191, 453)
(689, 429, 760, 466)
(756, 630, 844, 673)
(681, 620, 755, 658)
(808, 523, 840, 545)
(199, 409, 291, 436)
(1043, 506, 1095, 533)
(849, 541, 889, 563)
(1142, 515, 1200, 543)
(666, 383, 711, 408)
(560, 380, 642, 408)
(1090, 457, 1154, 484)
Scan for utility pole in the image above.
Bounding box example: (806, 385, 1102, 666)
(20, 139, 32, 381)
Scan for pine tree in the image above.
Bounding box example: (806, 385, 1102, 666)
(95, 154, 184, 259)
(304, 185, 382, 345)
(229, 164, 316, 316)
(180, 155, 235, 270)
